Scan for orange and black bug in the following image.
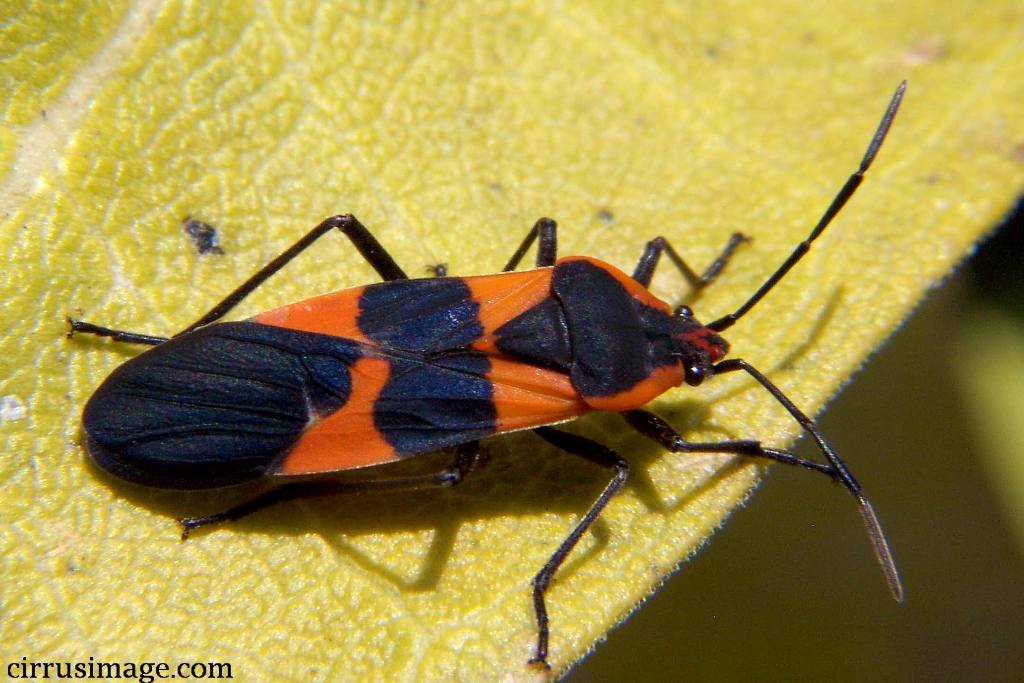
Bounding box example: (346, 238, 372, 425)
(69, 83, 906, 668)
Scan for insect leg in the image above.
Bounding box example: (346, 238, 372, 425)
(66, 318, 168, 346)
(528, 426, 629, 669)
(68, 214, 408, 343)
(502, 218, 558, 271)
(631, 232, 749, 289)
(179, 214, 407, 335)
(179, 442, 481, 539)
(622, 409, 835, 474)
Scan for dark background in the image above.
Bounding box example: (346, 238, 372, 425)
(571, 199, 1024, 682)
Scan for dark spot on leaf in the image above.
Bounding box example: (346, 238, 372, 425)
(182, 216, 225, 255)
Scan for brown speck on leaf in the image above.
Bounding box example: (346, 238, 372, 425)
(1011, 141, 1024, 163)
(902, 36, 948, 66)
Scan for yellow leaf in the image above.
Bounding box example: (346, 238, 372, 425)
(956, 306, 1024, 549)
(2, 1, 1022, 679)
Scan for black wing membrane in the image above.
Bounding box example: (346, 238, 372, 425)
(353, 277, 499, 454)
(356, 277, 485, 353)
(83, 322, 363, 488)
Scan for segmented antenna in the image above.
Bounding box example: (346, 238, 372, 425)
(708, 81, 907, 333)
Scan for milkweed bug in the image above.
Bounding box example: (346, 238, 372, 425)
(69, 82, 907, 669)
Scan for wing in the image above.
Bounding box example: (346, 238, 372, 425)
(276, 349, 588, 476)
(251, 268, 556, 353)
(85, 266, 593, 485)
(82, 321, 364, 488)
(266, 269, 590, 476)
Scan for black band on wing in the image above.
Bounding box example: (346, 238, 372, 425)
(357, 277, 484, 352)
(358, 277, 497, 455)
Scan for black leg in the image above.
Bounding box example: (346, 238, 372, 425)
(66, 318, 167, 346)
(631, 232, 749, 290)
(528, 427, 630, 669)
(179, 214, 407, 335)
(179, 442, 481, 539)
(502, 218, 558, 271)
(622, 409, 835, 476)
(68, 214, 408, 344)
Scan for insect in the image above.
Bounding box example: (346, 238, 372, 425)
(69, 82, 906, 669)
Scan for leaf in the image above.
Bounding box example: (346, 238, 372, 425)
(2, 1, 1022, 679)
(955, 306, 1024, 550)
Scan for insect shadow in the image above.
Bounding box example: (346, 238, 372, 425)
(79, 400, 751, 593)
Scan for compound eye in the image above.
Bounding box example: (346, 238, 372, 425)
(675, 304, 694, 318)
(684, 362, 705, 386)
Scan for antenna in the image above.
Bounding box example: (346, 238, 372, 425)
(708, 81, 907, 333)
